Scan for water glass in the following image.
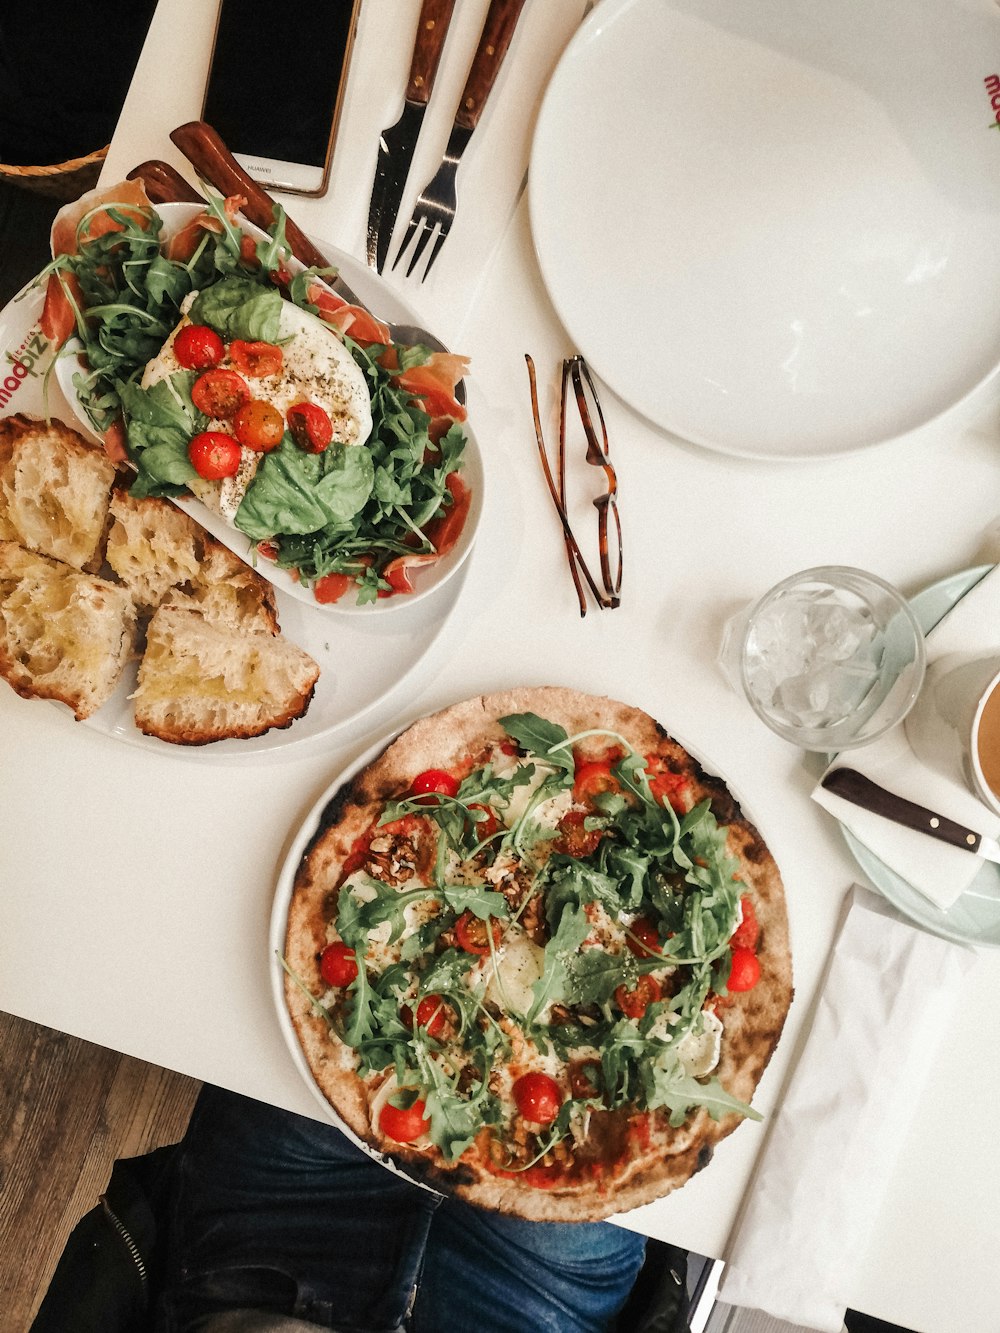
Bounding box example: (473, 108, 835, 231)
(718, 566, 926, 751)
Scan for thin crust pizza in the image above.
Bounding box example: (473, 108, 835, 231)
(282, 688, 793, 1221)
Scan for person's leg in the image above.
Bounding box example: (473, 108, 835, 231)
(412, 1195, 646, 1333)
(153, 1086, 441, 1333)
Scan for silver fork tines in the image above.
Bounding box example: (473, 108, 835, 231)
(393, 127, 469, 280)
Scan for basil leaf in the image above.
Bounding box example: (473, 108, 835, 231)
(189, 274, 283, 342)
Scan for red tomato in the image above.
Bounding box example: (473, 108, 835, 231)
(727, 947, 761, 992)
(188, 431, 241, 480)
(454, 910, 502, 956)
(404, 994, 451, 1039)
(191, 368, 250, 419)
(409, 768, 460, 803)
(730, 895, 759, 951)
(572, 760, 620, 806)
(288, 402, 334, 453)
(467, 803, 501, 842)
(512, 1072, 563, 1125)
(644, 756, 689, 811)
(173, 324, 224, 370)
(625, 916, 661, 959)
(614, 974, 662, 1020)
(552, 809, 603, 858)
(313, 571, 353, 604)
(234, 399, 284, 452)
(230, 339, 284, 377)
(379, 1095, 431, 1143)
(319, 941, 358, 987)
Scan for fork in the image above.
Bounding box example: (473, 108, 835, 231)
(393, 0, 526, 280)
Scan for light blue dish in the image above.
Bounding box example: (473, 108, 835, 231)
(840, 565, 1000, 948)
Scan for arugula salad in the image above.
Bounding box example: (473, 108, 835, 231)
(38, 194, 469, 605)
(289, 711, 763, 1176)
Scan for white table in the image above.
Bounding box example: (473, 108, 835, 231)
(2, 3, 1000, 1330)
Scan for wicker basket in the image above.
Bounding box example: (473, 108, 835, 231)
(0, 146, 108, 200)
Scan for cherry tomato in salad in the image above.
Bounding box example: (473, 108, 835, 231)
(454, 910, 502, 956)
(234, 399, 284, 452)
(191, 368, 250, 420)
(614, 974, 662, 1020)
(572, 760, 620, 806)
(188, 431, 241, 480)
(319, 941, 358, 988)
(625, 916, 661, 959)
(409, 768, 460, 803)
(379, 1094, 431, 1143)
(729, 895, 759, 951)
(726, 946, 761, 992)
(287, 401, 334, 453)
(512, 1072, 563, 1125)
(173, 323, 224, 370)
(229, 339, 284, 377)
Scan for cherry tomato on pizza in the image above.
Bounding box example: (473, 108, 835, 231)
(454, 910, 502, 956)
(730, 895, 759, 951)
(467, 803, 501, 842)
(229, 339, 284, 377)
(552, 809, 603, 858)
(188, 431, 241, 480)
(727, 946, 761, 992)
(402, 994, 452, 1040)
(319, 941, 358, 988)
(191, 368, 250, 419)
(512, 1072, 562, 1125)
(287, 402, 334, 454)
(173, 324, 224, 370)
(409, 769, 459, 803)
(614, 974, 662, 1020)
(625, 916, 661, 959)
(572, 760, 620, 806)
(379, 1094, 431, 1143)
(234, 399, 284, 452)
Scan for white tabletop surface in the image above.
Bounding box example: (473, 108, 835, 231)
(2, 3, 1000, 1330)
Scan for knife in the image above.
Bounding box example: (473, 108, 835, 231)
(367, 0, 457, 273)
(821, 766, 1000, 862)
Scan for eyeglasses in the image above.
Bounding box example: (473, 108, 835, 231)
(526, 354, 622, 617)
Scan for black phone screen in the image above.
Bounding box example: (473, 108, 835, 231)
(203, 1, 356, 167)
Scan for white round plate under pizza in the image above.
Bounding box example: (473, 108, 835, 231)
(272, 688, 793, 1221)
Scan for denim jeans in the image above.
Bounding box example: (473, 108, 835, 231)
(153, 1087, 646, 1333)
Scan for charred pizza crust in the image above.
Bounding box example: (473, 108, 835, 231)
(283, 687, 793, 1221)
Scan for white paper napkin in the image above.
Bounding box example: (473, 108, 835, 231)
(717, 884, 975, 1332)
(101, 0, 589, 349)
(811, 564, 1000, 910)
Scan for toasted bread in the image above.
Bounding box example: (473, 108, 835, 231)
(0, 414, 117, 571)
(133, 590, 320, 745)
(106, 490, 278, 629)
(0, 541, 137, 720)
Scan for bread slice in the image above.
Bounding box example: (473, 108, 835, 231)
(0, 540, 137, 720)
(105, 490, 278, 628)
(0, 414, 117, 571)
(132, 586, 319, 745)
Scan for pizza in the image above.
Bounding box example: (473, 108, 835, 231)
(282, 687, 793, 1221)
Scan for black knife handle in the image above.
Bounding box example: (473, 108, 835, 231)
(455, 0, 528, 131)
(821, 767, 982, 852)
(406, 0, 457, 105)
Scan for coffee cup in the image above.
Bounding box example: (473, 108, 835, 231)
(904, 652, 1000, 815)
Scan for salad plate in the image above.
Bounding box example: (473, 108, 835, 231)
(0, 240, 474, 760)
(529, 0, 1000, 458)
(839, 565, 1000, 947)
(51, 202, 482, 615)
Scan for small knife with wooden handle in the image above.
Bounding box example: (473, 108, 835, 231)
(821, 767, 1000, 863)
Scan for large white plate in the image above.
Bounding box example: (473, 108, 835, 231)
(529, 0, 1000, 458)
(0, 246, 473, 759)
(841, 565, 1000, 947)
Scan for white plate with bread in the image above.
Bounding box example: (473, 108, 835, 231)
(0, 289, 471, 758)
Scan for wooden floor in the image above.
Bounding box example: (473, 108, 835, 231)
(0, 1009, 201, 1330)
